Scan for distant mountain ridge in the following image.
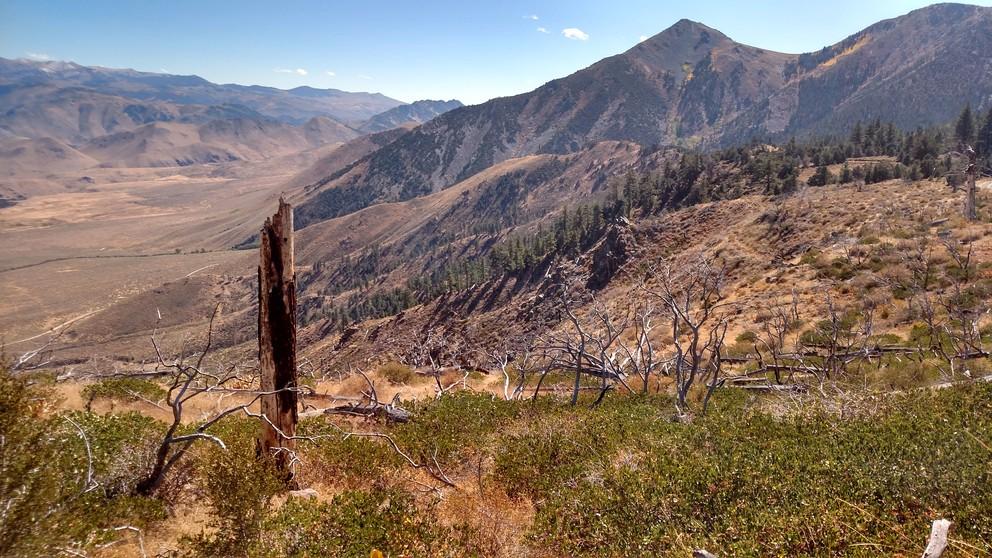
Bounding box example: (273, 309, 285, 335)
(0, 58, 404, 124)
(358, 99, 464, 133)
(296, 3, 992, 226)
(0, 58, 448, 170)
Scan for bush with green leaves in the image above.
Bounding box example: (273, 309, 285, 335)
(184, 416, 285, 556)
(390, 392, 522, 466)
(0, 366, 164, 556)
(525, 386, 992, 556)
(256, 489, 456, 557)
(377, 361, 415, 384)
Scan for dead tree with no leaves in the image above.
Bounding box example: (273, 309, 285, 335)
(646, 258, 731, 417)
(964, 145, 978, 221)
(536, 294, 634, 406)
(134, 306, 301, 496)
(257, 198, 299, 479)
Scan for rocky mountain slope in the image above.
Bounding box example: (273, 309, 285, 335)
(358, 99, 464, 133)
(722, 2, 992, 142)
(295, 3, 992, 224)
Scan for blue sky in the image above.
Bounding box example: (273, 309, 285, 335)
(3, 1, 990, 105)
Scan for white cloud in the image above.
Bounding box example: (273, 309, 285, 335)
(325, 71, 336, 77)
(639, 35, 648, 42)
(358, 74, 373, 80)
(274, 68, 308, 76)
(536, 27, 549, 34)
(25, 52, 52, 61)
(160, 68, 171, 73)
(562, 28, 589, 41)
(524, 14, 539, 20)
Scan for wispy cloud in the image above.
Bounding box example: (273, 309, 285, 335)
(25, 52, 52, 61)
(536, 27, 549, 34)
(639, 35, 648, 42)
(325, 71, 336, 77)
(274, 68, 308, 76)
(524, 14, 539, 20)
(358, 74, 373, 80)
(160, 68, 171, 73)
(562, 28, 589, 41)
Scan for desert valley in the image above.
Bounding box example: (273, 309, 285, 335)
(2, 3, 992, 557)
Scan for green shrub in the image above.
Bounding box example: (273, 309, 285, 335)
(392, 393, 521, 466)
(184, 416, 285, 556)
(256, 489, 454, 557)
(303, 417, 404, 486)
(529, 385, 992, 556)
(493, 396, 670, 501)
(377, 361, 415, 384)
(0, 367, 164, 556)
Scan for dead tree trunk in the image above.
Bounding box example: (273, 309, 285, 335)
(965, 145, 978, 221)
(257, 198, 298, 480)
(922, 519, 951, 558)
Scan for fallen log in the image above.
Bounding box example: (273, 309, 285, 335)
(725, 376, 772, 384)
(733, 384, 808, 393)
(954, 349, 990, 360)
(722, 355, 754, 364)
(300, 402, 412, 423)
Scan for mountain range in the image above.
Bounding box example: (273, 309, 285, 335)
(295, 3, 992, 224)
(0, 57, 464, 172)
(0, 58, 403, 126)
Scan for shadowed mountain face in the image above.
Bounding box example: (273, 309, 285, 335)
(296, 3, 992, 226)
(358, 99, 464, 133)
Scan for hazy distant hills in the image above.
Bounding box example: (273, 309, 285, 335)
(296, 3, 992, 224)
(0, 58, 464, 171)
(0, 58, 403, 124)
(78, 116, 359, 168)
(358, 99, 464, 133)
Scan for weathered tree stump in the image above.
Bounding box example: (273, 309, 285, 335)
(922, 519, 951, 558)
(257, 198, 298, 480)
(965, 146, 977, 221)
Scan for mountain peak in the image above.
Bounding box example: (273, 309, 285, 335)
(653, 18, 725, 42)
(624, 18, 732, 73)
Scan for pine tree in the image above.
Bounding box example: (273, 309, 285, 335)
(976, 108, 992, 159)
(840, 162, 852, 184)
(850, 122, 863, 149)
(808, 165, 832, 187)
(955, 104, 975, 146)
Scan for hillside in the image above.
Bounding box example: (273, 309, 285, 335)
(295, 3, 992, 225)
(722, 2, 992, 142)
(358, 99, 464, 133)
(0, 136, 99, 176)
